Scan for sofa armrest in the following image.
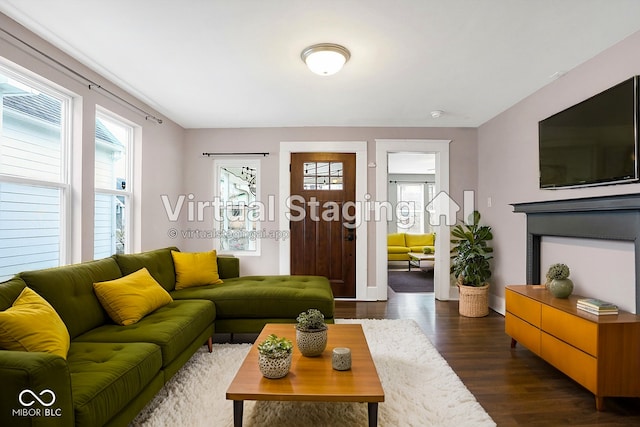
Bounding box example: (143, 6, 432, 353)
(217, 256, 240, 279)
(0, 351, 74, 426)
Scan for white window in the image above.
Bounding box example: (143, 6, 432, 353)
(214, 159, 260, 255)
(0, 64, 70, 281)
(396, 182, 424, 233)
(94, 110, 132, 259)
(396, 182, 436, 234)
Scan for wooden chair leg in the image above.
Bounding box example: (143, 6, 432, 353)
(207, 336, 213, 353)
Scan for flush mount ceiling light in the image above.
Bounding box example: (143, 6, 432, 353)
(301, 43, 351, 76)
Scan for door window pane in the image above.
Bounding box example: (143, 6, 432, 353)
(303, 161, 343, 190)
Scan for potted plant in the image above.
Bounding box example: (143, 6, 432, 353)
(545, 263, 573, 298)
(295, 308, 328, 356)
(257, 333, 293, 378)
(450, 210, 494, 317)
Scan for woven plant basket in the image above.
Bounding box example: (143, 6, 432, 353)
(457, 282, 490, 317)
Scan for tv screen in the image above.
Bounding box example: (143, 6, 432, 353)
(539, 76, 639, 189)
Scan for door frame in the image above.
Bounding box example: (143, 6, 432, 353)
(279, 141, 368, 300)
(375, 139, 452, 301)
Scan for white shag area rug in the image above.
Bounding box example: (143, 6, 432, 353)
(130, 319, 495, 427)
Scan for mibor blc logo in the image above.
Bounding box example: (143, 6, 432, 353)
(12, 388, 62, 418)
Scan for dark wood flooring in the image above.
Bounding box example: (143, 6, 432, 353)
(335, 289, 640, 426)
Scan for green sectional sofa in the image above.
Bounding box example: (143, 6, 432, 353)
(0, 247, 334, 427)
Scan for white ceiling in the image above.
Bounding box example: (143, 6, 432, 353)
(1, 0, 640, 129)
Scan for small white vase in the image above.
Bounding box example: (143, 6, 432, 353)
(258, 353, 292, 379)
(296, 328, 328, 357)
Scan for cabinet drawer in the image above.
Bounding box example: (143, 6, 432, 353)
(506, 289, 541, 327)
(541, 305, 598, 356)
(541, 332, 597, 393)
(506, 313, 540, 355)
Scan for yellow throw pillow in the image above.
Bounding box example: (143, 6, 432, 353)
(93, 268, 173, 326)
(0, 287, 70, 359)
(171, 250, 223, 290)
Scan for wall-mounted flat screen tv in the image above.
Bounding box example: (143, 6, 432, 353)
(539, 76, 639, 189)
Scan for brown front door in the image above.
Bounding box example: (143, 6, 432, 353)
(289, 153, 356, 298)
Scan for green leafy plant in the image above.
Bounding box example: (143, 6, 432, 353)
(450, 210, 494, 287)
(545, 263, 570, 281)
(257, 334, 293, 358)
(296, 308, 327, 331)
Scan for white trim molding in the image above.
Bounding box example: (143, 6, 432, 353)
(375, 139, 452, 301)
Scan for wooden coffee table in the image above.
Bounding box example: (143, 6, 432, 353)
(226, 323, 384, 427)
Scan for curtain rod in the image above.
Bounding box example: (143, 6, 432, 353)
(0, 27, 163, 124)
(203, 152, 269, 157)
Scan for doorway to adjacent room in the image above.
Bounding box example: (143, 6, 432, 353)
(386, 152, 436, 294)
(375, 139, 451, 302)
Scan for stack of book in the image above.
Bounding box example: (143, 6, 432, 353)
(577, 298, 619, 315)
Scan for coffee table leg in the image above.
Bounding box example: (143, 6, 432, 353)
(368, 402, 378, 427)
(233, 400, 243, 427)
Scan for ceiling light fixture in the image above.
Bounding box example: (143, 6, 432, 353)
(301, 43, 351, 76)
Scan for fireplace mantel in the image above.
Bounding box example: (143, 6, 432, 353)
(512, 194, 640, 311)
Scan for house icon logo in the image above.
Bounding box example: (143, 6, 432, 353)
(426, 190, 475, 226)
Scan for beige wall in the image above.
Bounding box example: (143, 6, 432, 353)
(0, 13, 186, 261)
(184, 127, 477, 284)
(478, 30, 640, 311)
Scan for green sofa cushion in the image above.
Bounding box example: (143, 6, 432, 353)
(0, 350, 74, 426)
(68, 341, 162, 427)
(114, 247, 179, 292)
(217, 255, 240, 279)
(0, 277, 27, 310)
(74, 300, 215, 369)
(18, 258, 122, 339)
(171, 275, 334, 319)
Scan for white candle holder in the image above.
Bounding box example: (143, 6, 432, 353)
(332, 347, 351, 371)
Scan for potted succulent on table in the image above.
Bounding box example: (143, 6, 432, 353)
(450, 210, 494, 317)
(257, 333, 293, 379)
(295, 308, 328, 356)
(545, 263, 573, 298)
